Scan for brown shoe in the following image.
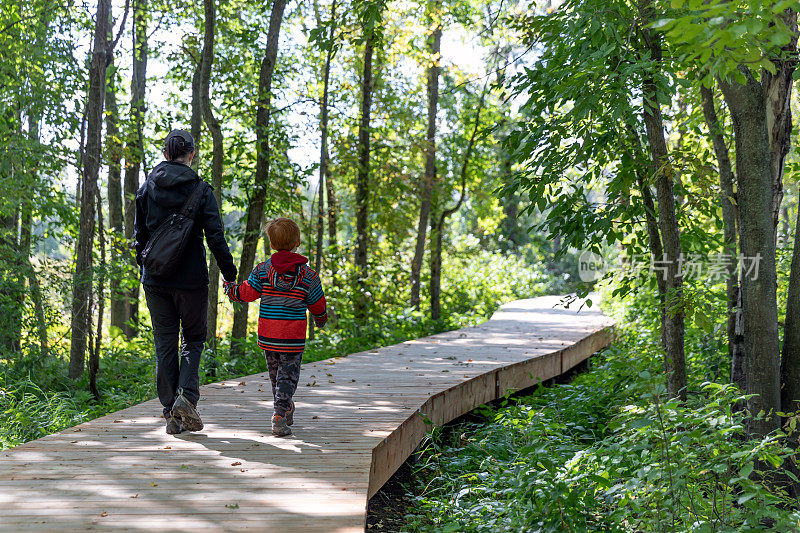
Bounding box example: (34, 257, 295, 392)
(165, 414, 183, 435)
(272, 414, 292, 437)
(171, 389, 203, 432)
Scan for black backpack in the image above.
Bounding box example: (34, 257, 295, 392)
(140, 181, 205, 278)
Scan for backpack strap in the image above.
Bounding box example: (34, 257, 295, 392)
(180, 181, 205, 219)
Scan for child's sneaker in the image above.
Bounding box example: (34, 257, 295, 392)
(286, 401, 295, 426)
(272, 414, 292, 437)
(171, 388, 204, 432)
(165, 414, 183, 435)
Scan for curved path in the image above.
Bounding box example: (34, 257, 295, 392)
(0, 295, 613, 531)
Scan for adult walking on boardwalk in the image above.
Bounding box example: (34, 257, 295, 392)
(134, 129, 238, 435)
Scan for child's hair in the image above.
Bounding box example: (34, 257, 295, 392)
(267, 217, 300, 251)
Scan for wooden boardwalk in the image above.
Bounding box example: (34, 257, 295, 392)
(0, 295, 613, 531)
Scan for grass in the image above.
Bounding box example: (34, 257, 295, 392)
(397, 321, 800, 532)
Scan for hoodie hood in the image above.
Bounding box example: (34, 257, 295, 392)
(271, 250, 308, 276)
(146, 161, 199, 208)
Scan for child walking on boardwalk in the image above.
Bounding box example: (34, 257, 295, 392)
(224, 217, 328, 437)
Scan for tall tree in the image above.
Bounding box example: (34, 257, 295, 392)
(430, 83, 486, 320)
(122, 0, 148, 339)
(106, 50, 126, 333)
(410, 0, 442, 310)
(69, 0, 111, 379)
(230, 0, 288, 356)
(699, 83, 744, 388)
(23, 113, 48, 356)
(353, 3, 383, 325)
(718, 73, 781, 436)
(638, 5, 687, 401)
(311, 0, 338, 337)
(200, 0, 225, 350)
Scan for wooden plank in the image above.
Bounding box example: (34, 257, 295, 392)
(0, 295, 613, 531)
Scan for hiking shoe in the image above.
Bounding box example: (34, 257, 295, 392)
(165, 415, 183, 435)
(286, 401, 295, 426)
(171, 389, 204, 432)
(272, 414, 292, 437)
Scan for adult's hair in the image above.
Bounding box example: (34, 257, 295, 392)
(267, 217, 301, 251)
(164, 129, 195, 162)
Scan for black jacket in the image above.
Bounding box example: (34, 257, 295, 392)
(134, 161, 237, 289)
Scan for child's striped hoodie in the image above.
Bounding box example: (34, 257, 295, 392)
(225, 250, 328, 353)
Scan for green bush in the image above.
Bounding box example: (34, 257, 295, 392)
(404, 327, 800, 532)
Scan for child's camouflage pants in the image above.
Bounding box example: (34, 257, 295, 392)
(263, 350, 302, 416)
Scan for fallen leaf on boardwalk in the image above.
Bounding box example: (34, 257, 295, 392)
(238, 382, 246, 386)
(240, 469, 247, 472)
(130, 494, 139, 499)
(100, 511, 108, 517)
(113, 420, 122, 423)
(225, 503, 239, 510)
(442, 370, 449, 372)
(150, 482, 158, 487)
(326, 373, 332, 376)
(231, 461, 242, 466)
(350, 379, 356, 382)
(70, 440, 78, 444)
(121, 435, 127, 439)
(312, 416, 319, 419)
(467, 359, 473, 362)
(328, 379, 335, 383)
(164, 446, 171, 449)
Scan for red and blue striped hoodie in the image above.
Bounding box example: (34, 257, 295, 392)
(225, 250, 328, 353)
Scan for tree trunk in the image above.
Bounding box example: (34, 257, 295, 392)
(430, 82, 486, 320)
(190, 44, 202, 169)
(699, 84, 745, 388)
(200, 0, 224, 354)
(70, 0, 110, 379)
(782, 200, 800, 414)
(719, 71, 781, 436)
(106, 55, 126, 333)
(23, 113, 48, 356)
(230, 0, 287, 356)
(89, 185, 107, 400)
(764, 10, 797, 241)
(122, 0, 148, 339)
(410, 0, 442, 310)
(639, 19, 686, 401)
(353, 10, 380, 326)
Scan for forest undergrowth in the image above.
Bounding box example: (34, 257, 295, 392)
(397, 291, 800, 532)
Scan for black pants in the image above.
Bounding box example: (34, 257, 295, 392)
(263, 350, 302, 416)
(144, 285, 208, 418)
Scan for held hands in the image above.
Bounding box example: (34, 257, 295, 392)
(223, 280, 236, 292)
